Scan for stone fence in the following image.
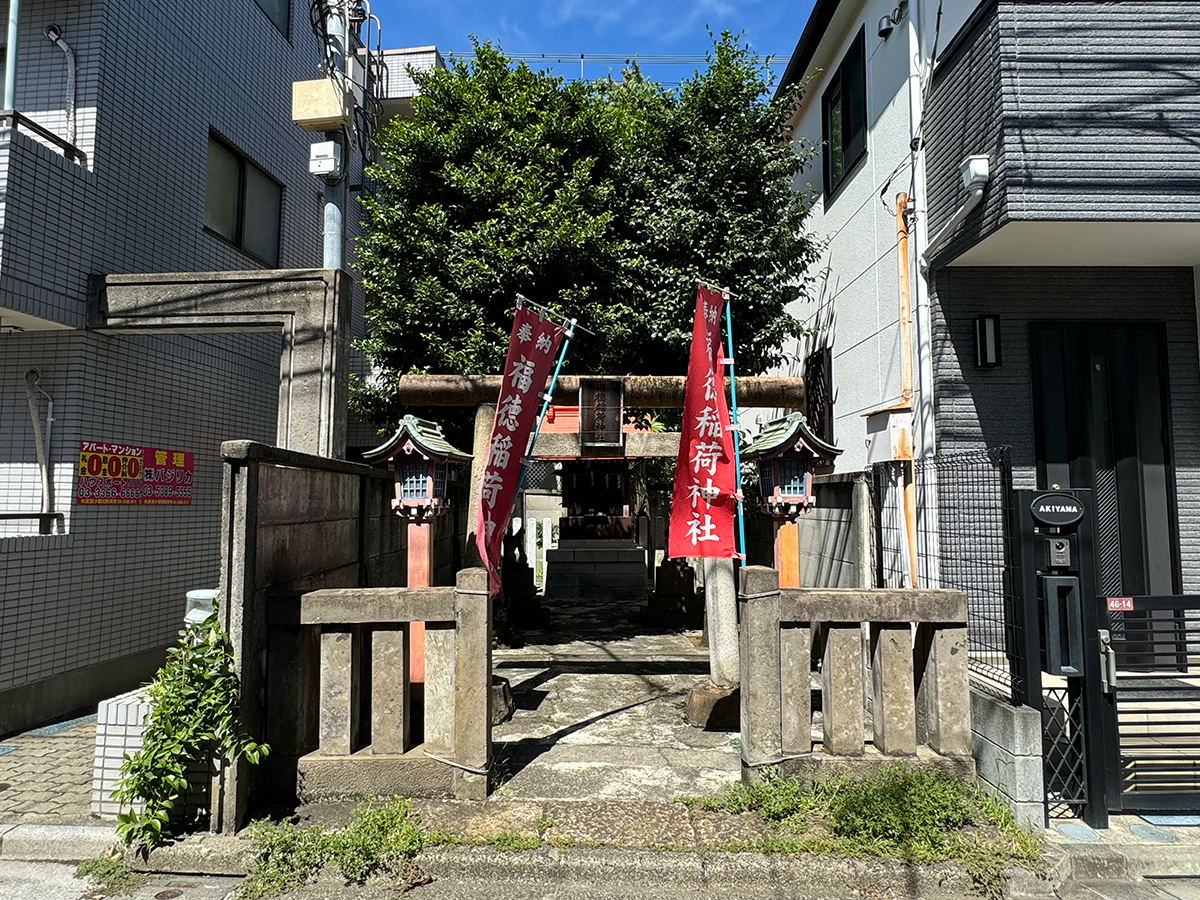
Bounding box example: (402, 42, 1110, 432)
(738, 566, 972, 784)
(215, 441, 403, 832)
(287, 567, 492, 802)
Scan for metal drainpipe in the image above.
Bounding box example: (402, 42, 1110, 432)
(43, 25, 75, 145)
(321, 3, 349, 270)
(4, 0, 20, 110)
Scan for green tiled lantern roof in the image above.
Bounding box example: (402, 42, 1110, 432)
(741, 411, 841, 462)
(363, 415, 473, 464)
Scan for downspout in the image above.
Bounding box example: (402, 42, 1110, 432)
(24, 369, 55, 532)
(896, 194, 919, 587)
(4, 0, 20, 109)
(43, 25, 75, 146)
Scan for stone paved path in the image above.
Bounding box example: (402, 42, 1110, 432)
(0, 715, 97, 825)
(492, 596, 741, 803)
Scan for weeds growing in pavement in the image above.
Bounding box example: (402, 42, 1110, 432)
(488, 830, 542, 851)
(680, 762, 1042, 899)
(237, 796, 438, 899)
(75, 854, 149, 896)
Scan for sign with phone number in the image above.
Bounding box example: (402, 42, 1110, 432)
(76, 442, 194, 506)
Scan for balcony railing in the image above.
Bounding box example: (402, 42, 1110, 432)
(0, 110, 87, 166)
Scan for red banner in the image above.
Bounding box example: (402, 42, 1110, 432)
(476, 307, 565, 594)
(669, 286, 737, 559)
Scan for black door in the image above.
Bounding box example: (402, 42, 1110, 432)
(1032, 323, 1200, 816)
(1032, 324, 1178, 597)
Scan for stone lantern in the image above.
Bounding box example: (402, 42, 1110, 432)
(742, 412, 841, 586)
(364, 416, 471, 683)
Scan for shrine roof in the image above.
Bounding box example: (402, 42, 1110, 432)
(741, 411, 841, 460)
(363, 415, 473, 464)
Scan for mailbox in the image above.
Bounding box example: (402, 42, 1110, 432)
(1020, 490, 1092, 677)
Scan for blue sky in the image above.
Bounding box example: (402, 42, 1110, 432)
(372, 0, 818, 89)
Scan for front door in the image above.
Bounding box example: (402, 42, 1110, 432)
(1031, 323, 1200, 817)
(1032, 324, 1177, 597)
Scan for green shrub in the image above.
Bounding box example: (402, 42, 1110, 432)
(824, 763, 972, 847)
(112, 605, 268, 848)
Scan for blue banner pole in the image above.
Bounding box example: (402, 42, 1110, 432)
(722, 295, 747, 563)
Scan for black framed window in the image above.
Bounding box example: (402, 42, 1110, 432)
(821, 28, 867, 200)
(253, 0, 289, 37)
(204, 133, 281, 267)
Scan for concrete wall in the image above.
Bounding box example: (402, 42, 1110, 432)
(795, 473, 873, 588)
(971, 688, 1044, 830)
(216, 442, 404, 827)
(931, 266, 1200, 591)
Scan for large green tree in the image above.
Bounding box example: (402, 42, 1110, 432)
(356, 35, 818, 418)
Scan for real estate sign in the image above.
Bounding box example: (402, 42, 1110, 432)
(76, 441, 193, 505)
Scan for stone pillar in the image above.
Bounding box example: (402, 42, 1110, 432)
(454, 567, 491, 799)
(739, 566, 781, 783)
(869, 623, 917, 755)
(464, 403, 495, 566)
(318, 627, 359, 755)
(423, 624, 455, 757)
(704, 557, 739, 688)
(780, 622, 812, 755)
(915, 623, 971, 756)
(371, 626, 410, 754)
(822, 624, 864, 756)
(851, 474, 874, 588)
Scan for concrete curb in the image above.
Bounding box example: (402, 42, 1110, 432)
(418, 845, 982, 897)
(123, 833, 1030, 899)
(0, 823, 120, 861)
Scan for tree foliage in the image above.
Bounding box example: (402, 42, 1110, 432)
(356, 34, 819, 418)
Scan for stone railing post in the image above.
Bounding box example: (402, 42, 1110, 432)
(370, 625, 410, 754)
(870, 622, 917, 755)
(318, 626, 360, 755)
(915, 622, 972, 756)
(822, 623, 864, 756)
(453, 567, 491, 799)
(739, 566, 781, 783)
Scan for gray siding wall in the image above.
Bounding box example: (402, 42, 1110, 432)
(925, 1, 1200, 262)
(931, 266, 1200, 592)
(924, 0, 1006, 261)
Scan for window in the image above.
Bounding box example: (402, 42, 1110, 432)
(803, 346, 834, 444)
(821, 28, 867, 199)
(253, 0, 289, 36)
(204, 134, 281, 266)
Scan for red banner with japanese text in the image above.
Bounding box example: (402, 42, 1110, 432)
(476, 306, 565, 594)
(668, 286, 737, 559)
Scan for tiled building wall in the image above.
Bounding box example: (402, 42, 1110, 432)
(1, 329, 278, 696)
(0, 0, 386, 732)
(1, 0, 332, 328)
(931, 266, 1200, 593)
